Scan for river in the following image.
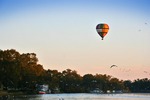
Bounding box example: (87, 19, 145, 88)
(1, 93, 150, 100)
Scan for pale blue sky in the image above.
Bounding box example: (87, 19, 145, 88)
(0, 0, 150, 80)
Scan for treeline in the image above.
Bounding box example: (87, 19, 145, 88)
(0, 49, 150, 93)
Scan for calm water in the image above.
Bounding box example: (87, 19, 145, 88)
(1, 93, 150, 100)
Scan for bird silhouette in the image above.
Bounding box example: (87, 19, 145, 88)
(110, 65, 118, 68)
(145, 22, 148, 25)
(144, 71, 148, 73)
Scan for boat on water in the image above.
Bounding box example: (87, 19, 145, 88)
(36, 84, 50, 94)
(38, 91, 46, 94)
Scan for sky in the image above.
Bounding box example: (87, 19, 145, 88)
(0, 0, 150, 81)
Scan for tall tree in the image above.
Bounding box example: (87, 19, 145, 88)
(0, 49, 21, 89)
(60, 69, 83, 93)
(82, 74, 95, 92)
(18, 53, 44, 89)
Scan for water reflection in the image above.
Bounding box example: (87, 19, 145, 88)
(1, 93, 150, 100)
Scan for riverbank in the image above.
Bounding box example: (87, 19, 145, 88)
(0, 90, 26, 96)
(1, 93, 150, 100)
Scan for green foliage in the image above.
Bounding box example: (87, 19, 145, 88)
(0, 49, 44, 90)
(0, 49, 150, 93)
(60, 69, 83, 93)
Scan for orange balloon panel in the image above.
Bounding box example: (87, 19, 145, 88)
(96, 23, 109, 40)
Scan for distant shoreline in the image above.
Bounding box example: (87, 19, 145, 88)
(1, 90, 150, 96)
(0, 90, 27, 96)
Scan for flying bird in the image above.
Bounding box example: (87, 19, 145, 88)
(145, 22, 148, 25)
(144, 71, 148, 73)
(110, 65, 118, 68)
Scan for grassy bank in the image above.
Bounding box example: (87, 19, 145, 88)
(0, 90, 25, 96)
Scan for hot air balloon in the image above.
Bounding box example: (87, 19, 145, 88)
(96, 23, 109, 40)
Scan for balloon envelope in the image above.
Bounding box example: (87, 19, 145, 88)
(96, 23, 109, 40)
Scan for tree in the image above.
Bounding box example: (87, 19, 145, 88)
(109, 77, 124, 91)
(124, 80, 132, 92)
(48, 70, 61, 93)
(82, 74, 95, 92)
(0, 49, 21, 89)
(18, 53, 44, 90)
(60, 69, 83, 93)
(94, 74, 105, 91)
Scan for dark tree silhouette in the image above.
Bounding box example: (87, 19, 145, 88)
(0, 49, 150, 93)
